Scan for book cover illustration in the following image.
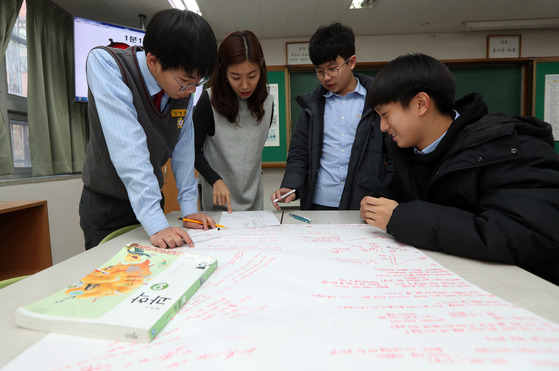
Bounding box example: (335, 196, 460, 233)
(16, 243, 217, 343)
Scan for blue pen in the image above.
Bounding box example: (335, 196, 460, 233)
(289, 213, 311, 223)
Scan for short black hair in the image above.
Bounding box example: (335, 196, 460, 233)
(369, 53, 456, 115)
(308, 22, 355, 66)
(143, 9, 217, 77)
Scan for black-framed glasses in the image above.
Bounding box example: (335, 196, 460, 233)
(170, 71, 208, 92)
(315, 56, 352, 80)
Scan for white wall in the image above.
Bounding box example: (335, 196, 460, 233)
(261, 29, 559, 66)
(2, 29, 558, 265)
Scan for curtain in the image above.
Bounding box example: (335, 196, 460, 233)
(27, 0, 88, 176)
(0, 0, 23, 176)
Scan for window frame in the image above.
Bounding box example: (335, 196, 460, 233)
(1, 0, 31, 179)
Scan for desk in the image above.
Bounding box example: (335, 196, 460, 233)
(1, 211, 558, 369)
(0, 200, 52, 280)
(284, 211, 559, 325)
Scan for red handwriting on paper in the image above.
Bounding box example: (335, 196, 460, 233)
(359, 242, 383, 252)
(321, 278, 389, 289)
(329, 251, 428, 267)
(378, 315, 559, 336)
(329, 346, 513, 366)
(206, 241, 282, 251)
(328, 246, 353, 254)
(211, 254, 276, 286)
(371, 268, 474, 289)
(181, 295, 269, 321)
(203, 232, 282, 251)
(300, 230, 341, 243)
(73, 346, 258, 369)
(204, 253, 276, 289)
(308, 235, 343, 243)
(329, 257, 380, 265)
(387, 255, 427, 265)
(196, 347, 257, 361)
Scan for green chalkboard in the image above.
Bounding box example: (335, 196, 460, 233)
(452, 64, 523, 116)
(263, 68, 289, 165)
(289, 71, 317, 133)
(289, 63, 524, 129)
(532, 59, 559, 152)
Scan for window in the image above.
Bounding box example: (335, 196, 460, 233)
(1, 0, 29, 178)
(9, 116, 31, 168)
(6, 1, 28, 98)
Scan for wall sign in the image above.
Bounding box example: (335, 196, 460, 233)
(286, 42, 311, 65)
(487, 35, 521, 59)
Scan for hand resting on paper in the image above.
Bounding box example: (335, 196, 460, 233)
(150, 227, 195, 249)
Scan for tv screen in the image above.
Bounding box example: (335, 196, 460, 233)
(73, 16, 205, 106)
(73, 16, 145, 102)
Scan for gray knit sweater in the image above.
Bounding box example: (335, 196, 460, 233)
(198, 88, 274, 211)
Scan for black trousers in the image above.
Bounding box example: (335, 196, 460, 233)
(79, 186, 140, 250)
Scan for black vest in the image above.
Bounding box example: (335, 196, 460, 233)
(82, 46, 189, 200)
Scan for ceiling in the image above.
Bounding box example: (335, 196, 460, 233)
(49, 0, 559, 40)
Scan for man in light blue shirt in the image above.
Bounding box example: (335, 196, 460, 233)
(313, 80, 368, 207)
(271, 23, 392, 210)
(79, 10, 218, 249)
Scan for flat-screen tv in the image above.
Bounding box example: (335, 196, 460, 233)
(73, 16, 205, 105)
(73, 16, 145, 102)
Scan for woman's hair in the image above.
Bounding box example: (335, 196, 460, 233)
(209, 30, 268, 124)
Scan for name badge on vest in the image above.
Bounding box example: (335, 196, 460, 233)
(171, 109, 187, 129)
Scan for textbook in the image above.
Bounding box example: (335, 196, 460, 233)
(16, 243, 217, 343)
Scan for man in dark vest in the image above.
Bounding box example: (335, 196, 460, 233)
(80, 9, 218, 250)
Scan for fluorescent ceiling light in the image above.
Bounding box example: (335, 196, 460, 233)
(168, 0, 185, 10)
(464, 18, 559, 31)
(168, 0, 202, 15)
(184, 0, 201, 15)
(350, 0, 379, 10)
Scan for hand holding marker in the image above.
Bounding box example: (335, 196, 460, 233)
(273, 189, 296, 203)
(179, 217, 227, 229)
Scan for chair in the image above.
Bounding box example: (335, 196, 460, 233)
(99, 224, 141, 245)
(0, 275, 29, 290)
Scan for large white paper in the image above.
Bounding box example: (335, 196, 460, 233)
(5, 224, 559, 370)
(218, 210, 281, 228)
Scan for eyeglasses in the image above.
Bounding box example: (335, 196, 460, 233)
(169, 71, 208, 92)
(315, 56, 352, 80)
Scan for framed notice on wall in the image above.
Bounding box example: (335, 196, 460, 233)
(286, 42, 311, 65)
(486, 35, 521, 59)
(532, 58, 559, 148)
(262, 67, 290, 166)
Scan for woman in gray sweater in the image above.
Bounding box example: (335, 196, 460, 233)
(194, 30, 273, 212)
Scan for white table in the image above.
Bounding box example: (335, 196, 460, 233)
(285, 211, 559, 325)
(1, 210, 558, 368)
